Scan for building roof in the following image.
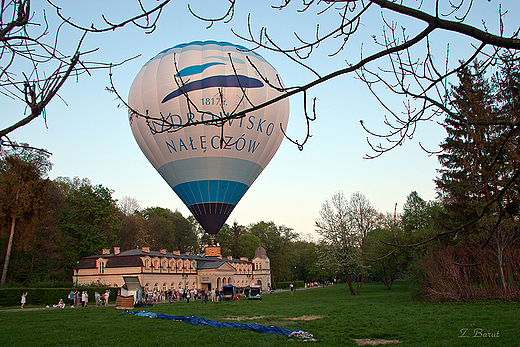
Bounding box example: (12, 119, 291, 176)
(197, 261, 227, 270)
(253, 246, 268, 260)
(76, 248, 251, 269)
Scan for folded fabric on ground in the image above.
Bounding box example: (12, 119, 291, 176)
(123, 310, 314, 339)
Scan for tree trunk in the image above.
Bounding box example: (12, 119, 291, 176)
(380, 266, 392, 290)
(497, 245, 508, 298)
(1, 188, 19, 286)
(356, 273, 364, 295)
(345, 267, 357, 295)
(1, 216, 17, 286)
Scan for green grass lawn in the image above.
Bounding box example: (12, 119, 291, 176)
(0, 282, 517, 346)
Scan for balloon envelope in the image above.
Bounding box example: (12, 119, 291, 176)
(128, 41, 289, 235)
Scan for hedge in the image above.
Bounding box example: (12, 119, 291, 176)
(0, 287, 119, 308)
(274, 281, 304, 290)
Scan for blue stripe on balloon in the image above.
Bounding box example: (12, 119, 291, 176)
(159, 41, 260, 57)
(161, 75, 264, 103)
(177, 62, 226, 77)
(144, 41, 267, 68)
(173, 180, 249, 206)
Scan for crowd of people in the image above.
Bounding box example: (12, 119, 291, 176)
(142, 287, 223, 304)
(65, 289, 111, 308)
(20, 286, 245, 309)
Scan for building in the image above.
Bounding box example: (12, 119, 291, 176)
(74, 245, 272, 292)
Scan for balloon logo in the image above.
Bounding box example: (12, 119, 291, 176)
(128, 41, 289, 237)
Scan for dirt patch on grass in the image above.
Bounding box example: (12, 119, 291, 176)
(224, 315, 323, 322)
(354, 338, 402, 345)
(283, 315, 324, 321)
(223, 316, 271, 321)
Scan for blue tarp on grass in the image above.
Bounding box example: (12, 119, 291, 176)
(123, 310, 314, 339)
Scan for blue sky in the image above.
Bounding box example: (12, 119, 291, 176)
(3, 1, 518, 239)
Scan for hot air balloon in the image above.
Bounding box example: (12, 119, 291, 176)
(128, 41, 289, 243)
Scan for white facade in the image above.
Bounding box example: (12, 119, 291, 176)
(74, 246, 271, 292)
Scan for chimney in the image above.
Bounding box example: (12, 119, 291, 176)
(113, 247, 120, 255)
(160, 249, 167, 255)
(240, 257, 248, 262)
(172, 250, 181, 256)
(141, 247, 150, 253)
(102, 249, 110, 255)
(227, 256, 233, 261)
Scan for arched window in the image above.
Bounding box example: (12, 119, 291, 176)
(97, 261, 105, 274)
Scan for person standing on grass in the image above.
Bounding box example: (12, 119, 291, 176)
(69, 291, 75, 308)
(20, 292, 27, 309)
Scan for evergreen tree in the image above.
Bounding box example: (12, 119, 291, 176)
(435, 60, 520, 230)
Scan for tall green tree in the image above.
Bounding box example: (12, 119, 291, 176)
(140, 207, 197, 253)
(401, 191, 428, 233)
(58, 178, 121, 272)
(236, 233, 260, 260)
(316, 191, 379, 295)
(436, 62, 498, 229)
(315, 191, 360, 295)
(0, 145, 52, 285)
(249, 221, 298, 282)
(291, 240, 319, 283)
(230, 220, 246, 258)
(427, 58, 520, 299)
(436, 58, 520, 231)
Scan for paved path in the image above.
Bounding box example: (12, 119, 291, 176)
(0, 304, 116, 313)
(0, 285, 331, 312)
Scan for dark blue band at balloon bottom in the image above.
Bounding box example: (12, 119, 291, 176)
(188, 202, 236, 235)
(172, 180, 249, 206)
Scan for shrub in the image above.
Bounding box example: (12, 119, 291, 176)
(0, 286, 120, 308)
(415, 242, 520, 302)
